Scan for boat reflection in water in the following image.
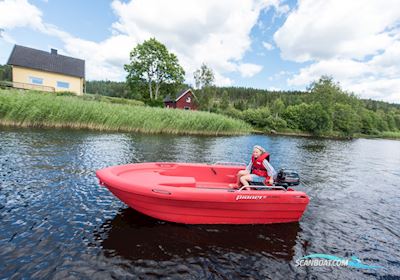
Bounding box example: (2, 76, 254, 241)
(94, 207, 301, 261)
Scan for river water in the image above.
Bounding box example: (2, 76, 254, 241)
(0, 127, 399, 279)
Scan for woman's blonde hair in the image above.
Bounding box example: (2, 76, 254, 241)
(253, 145, 266, 153)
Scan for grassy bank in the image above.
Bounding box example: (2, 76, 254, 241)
(254, 128, 400, 140)
(0, 89, 251, 135)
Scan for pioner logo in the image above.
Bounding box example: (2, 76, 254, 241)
(295, 254, 382, 270)
(236, 195, 267, 201)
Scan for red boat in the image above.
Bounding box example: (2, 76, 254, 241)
(96, 162, 309, 224)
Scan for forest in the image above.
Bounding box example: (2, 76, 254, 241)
(1, 63, 399, 138)
(85, 77, 400, 138)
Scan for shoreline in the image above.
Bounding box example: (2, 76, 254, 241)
(0, 120, 250, 137)
(0, 89, 251, 136)
(252, 129, 400, 141)
(1, 121, 399, 141)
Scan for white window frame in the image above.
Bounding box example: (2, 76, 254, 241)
(57, 81, 70, 89)
(186, 96, 191, 103)
(29, 76, 43, 85)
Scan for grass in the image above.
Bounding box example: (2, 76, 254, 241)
(353, 131, 400, 140)
(0, 89, 252, 136)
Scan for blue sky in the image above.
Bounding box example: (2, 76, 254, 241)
(1, 0, 399, 103)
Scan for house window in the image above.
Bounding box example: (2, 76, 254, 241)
(184, 106, 190, 110)
(29, 76, 43, 85)
(186, 96, 191, 103)
(57, 81, 70, 89)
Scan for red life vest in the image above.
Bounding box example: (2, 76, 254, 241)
(251, 152, 270, 177)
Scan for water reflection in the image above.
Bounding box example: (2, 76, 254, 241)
(1, 127, 400, 279)
(95, 207, 300, 262)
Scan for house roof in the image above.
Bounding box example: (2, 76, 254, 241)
(163, 95, 173, 102)
(163, 89, 195, 103)
(7, 45, 85, 78)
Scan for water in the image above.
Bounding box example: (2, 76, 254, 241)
(0, 127, 399, 279)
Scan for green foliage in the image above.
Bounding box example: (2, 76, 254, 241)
(241, 107, 271, 127)
(212, 76, 399, 137)
(332, 103, 361, 135)
(86, 80, 134, 98)
(283, 102, 331, 133)
(0, 64, 12, 81)
(359, 108, 380, 134)
(194, 63, 215, 89)
(264, 115, 287, 130)
(0, 89, 251, 135)
(271, 98, 285, 117)
(55, 91, 76, 96)
(124, 38, 185, 100)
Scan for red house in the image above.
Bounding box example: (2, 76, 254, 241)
(163, 89, 198, 110)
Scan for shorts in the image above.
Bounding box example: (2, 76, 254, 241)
(250, 174, 266, 183)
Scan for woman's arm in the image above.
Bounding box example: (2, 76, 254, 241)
(246, 161, 252, 172)
(263, 159, 277, 182)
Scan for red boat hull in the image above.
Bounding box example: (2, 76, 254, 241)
(96, 162, 309, 224)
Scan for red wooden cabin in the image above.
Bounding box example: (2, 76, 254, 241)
(163, 89, 197, 110)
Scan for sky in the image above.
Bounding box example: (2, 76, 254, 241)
(0, 0, 399, 103)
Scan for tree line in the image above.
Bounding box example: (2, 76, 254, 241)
(1, 37, 399, 137)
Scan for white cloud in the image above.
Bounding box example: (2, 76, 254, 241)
(288, 59, 373, 86)
(0, 0, 43, 30)
(275, 0, 400, 102)
(268, 86, 282, 91)
(109, 0, 282, 83)
(268, 70, 290, 81)
(274, 0, 400, 62)
(61, 35, 138, 81)
(237, 63, 263, 78)
(262, 41, 274, 51)
(1, 0, 286, 84)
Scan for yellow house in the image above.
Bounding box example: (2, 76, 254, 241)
(7, 45, 85, 95)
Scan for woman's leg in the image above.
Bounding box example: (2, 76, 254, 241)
(240, 174, 253, 190)
(236, 170, 250, 186)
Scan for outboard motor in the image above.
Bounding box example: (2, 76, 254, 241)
(274, 168, 300, 188)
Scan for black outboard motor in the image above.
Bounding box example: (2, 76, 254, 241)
(274, 168, 300, 188)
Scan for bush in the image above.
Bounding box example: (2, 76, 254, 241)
(241, 107, 271, 127)
(283, 102, 331, 134)
(332, 103, 361, 135)
(264, 115, 287, 130)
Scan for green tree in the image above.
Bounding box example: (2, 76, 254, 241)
(271, 98, 285, 117)
(193, 63, 215, 89)
(0, 64, 12, 81)
(124, 38, 185, 100)
(242, 107, 271, 127)
(284, 102, 331, 134)
(332, 103, 361, 135)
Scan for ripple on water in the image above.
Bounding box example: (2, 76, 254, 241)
(0, 128, 399, 279)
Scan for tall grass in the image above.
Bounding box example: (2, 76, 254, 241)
(0, 89, 251, 135)
(377, 131, 400, 139)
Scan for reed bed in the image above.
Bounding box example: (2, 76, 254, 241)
(0, 89, 251, 135)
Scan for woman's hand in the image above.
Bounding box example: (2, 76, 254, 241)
(268, 177, 274, 185)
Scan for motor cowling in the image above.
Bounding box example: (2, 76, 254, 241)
(274, 169, 300, 188)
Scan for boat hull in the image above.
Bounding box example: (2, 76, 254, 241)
(96, 162, 309, 224)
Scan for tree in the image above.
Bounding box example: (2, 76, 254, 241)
(0, 64, 12, 81)
(332, 103, 361, 135)
(284, 102, 331, 134)
(193, 63, 215, 89)
(271, 98, 285, 117)
(124, 38, 185, 100)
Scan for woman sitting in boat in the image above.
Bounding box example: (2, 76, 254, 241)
(235, 145, 277, 189)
